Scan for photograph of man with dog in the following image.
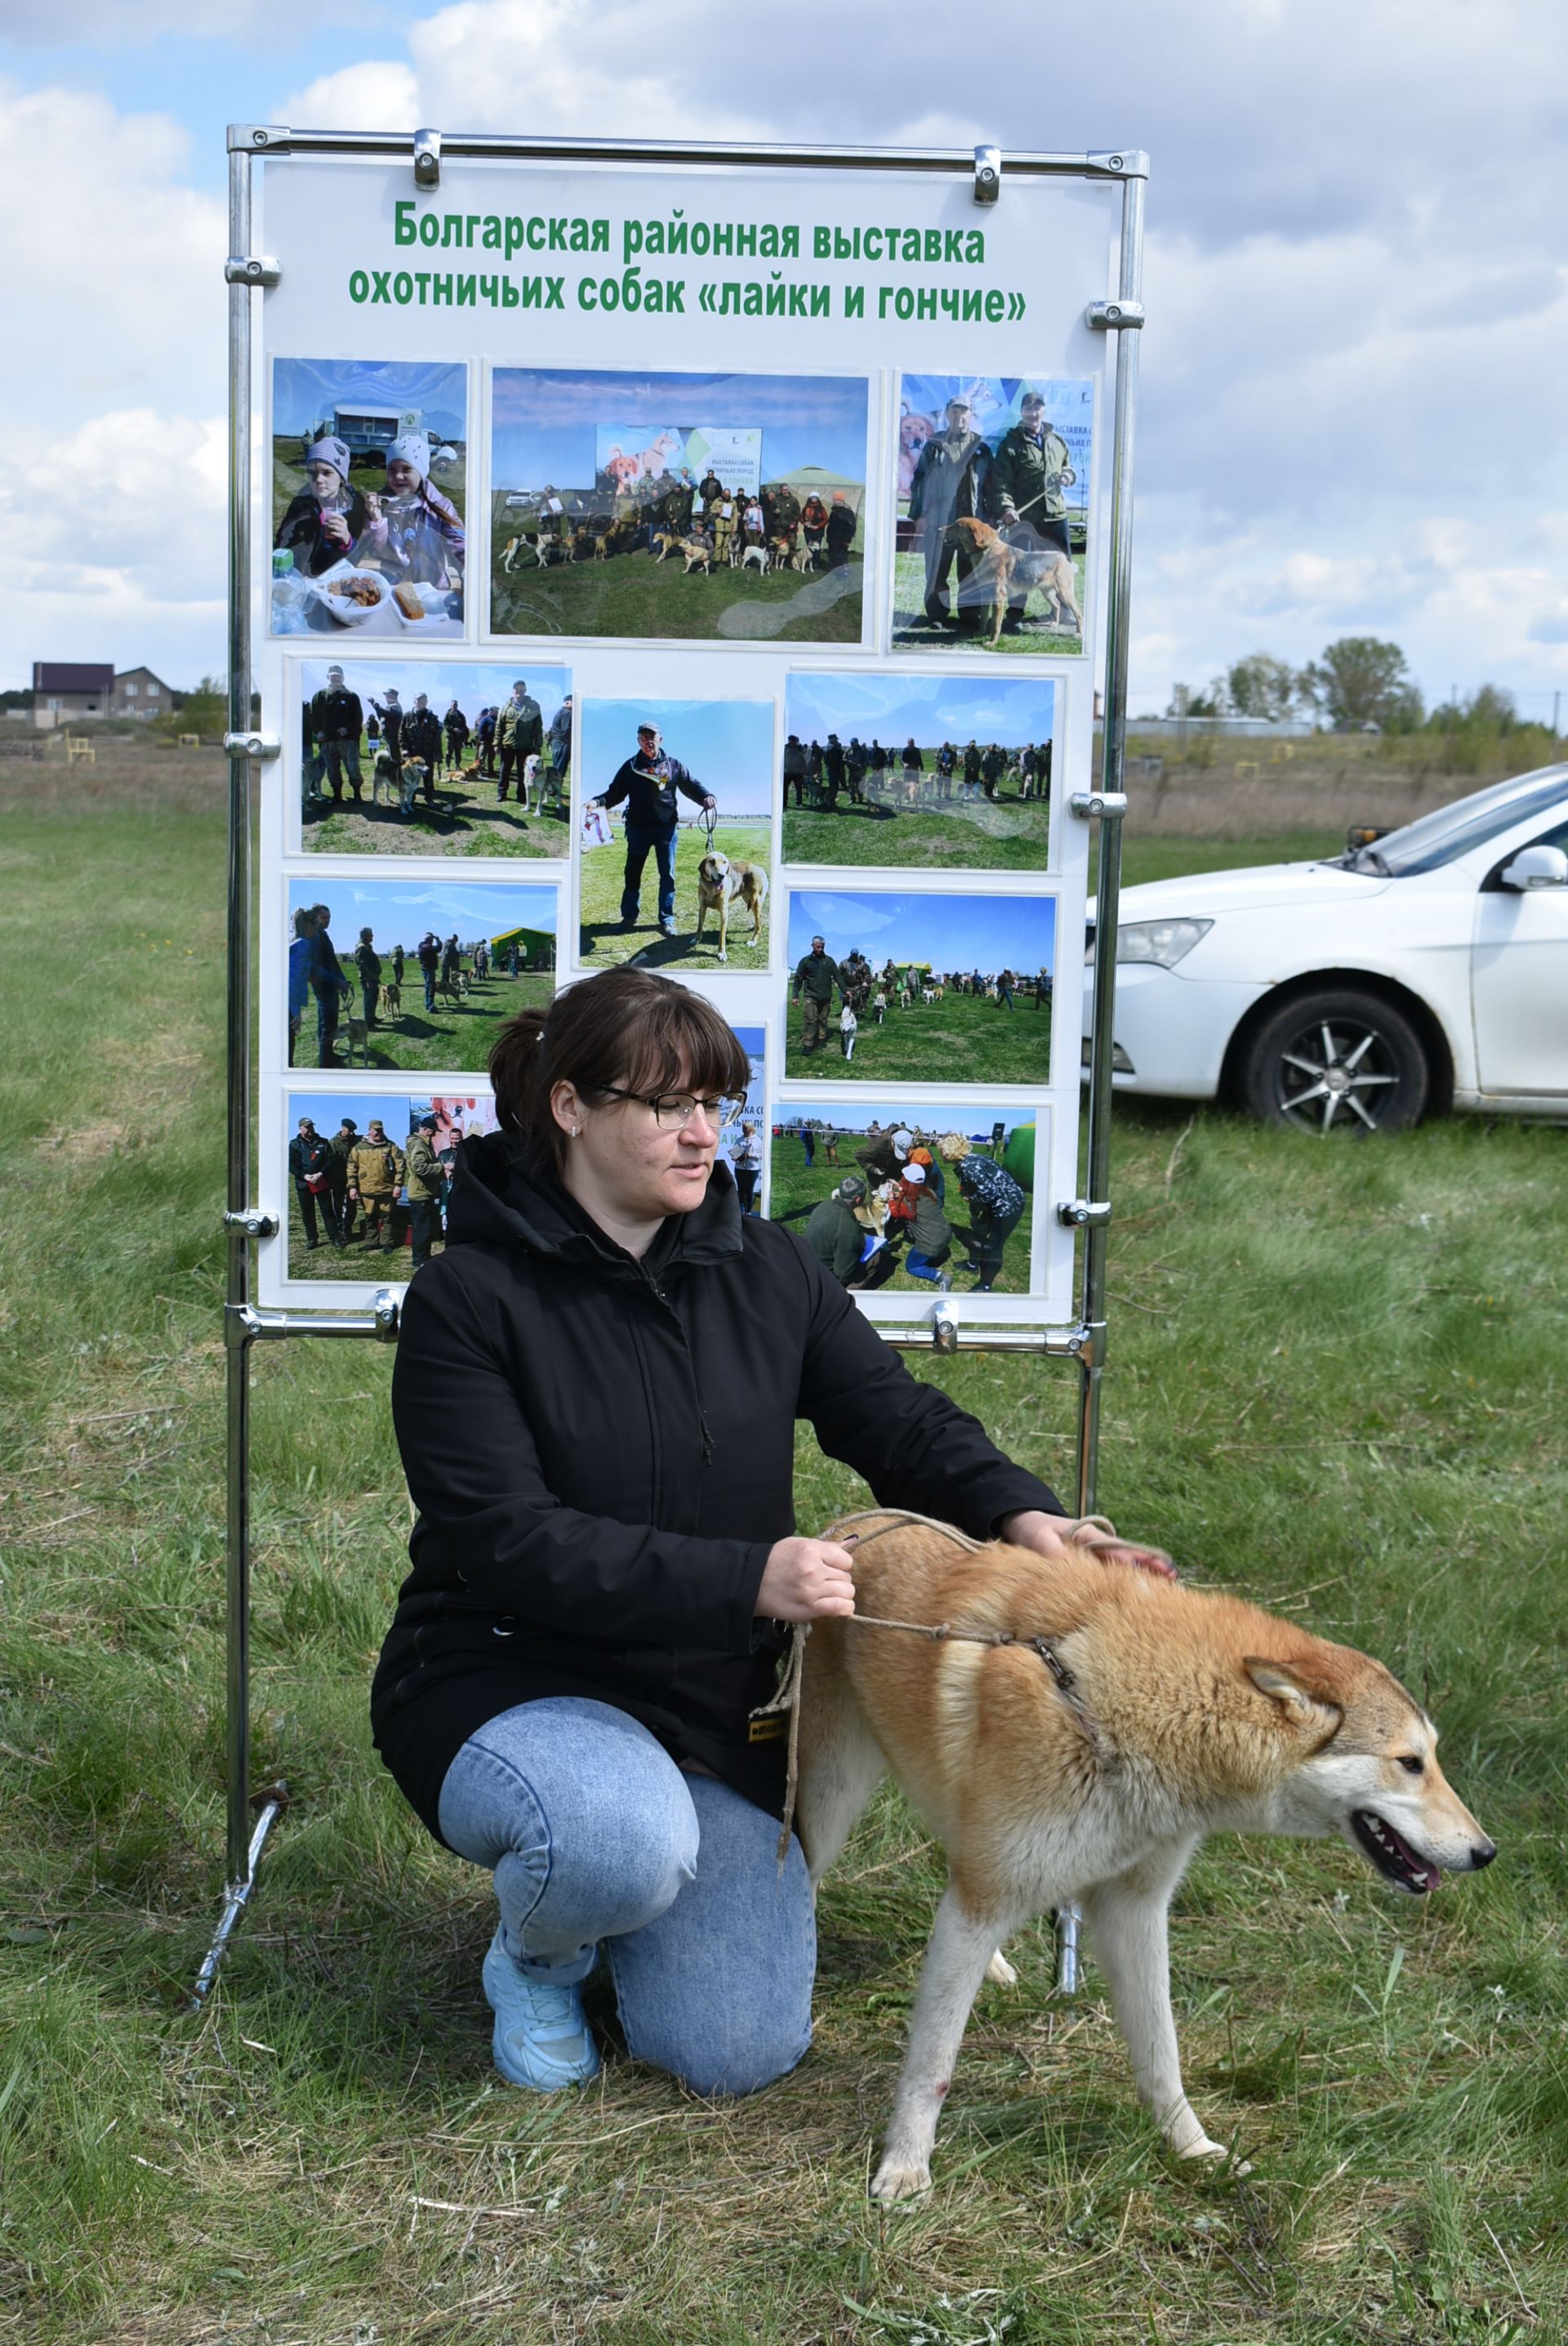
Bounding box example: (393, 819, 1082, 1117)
(299, 662, 571, 859)
(782, 671, 1055, 872)
(284, 1090, 498, 1281)
(488, 368, 868, 644)
(893, 376, 1093, 656)
(784, 889, 1055, 1084)
(579, 698, 773, 970)
(724, 1025, 768, 1218)
(271, 359, 467, 639)
(286, 878, 555, 1073)
(770, 1103, 1035, 1296)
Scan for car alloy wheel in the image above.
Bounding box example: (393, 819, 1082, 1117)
(1244, 988, 1429, 1135)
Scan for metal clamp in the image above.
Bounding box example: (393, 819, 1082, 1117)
(931, 1301, 960, 1354)
(223, 1208, 278, 1239)
(973, 145, 1001, 205)
(414, 127, 442, 189)
(223, 732, 280, 761)
(1058, 1199, 1112, 1229)
(1069, 790, 1127, 820)
(228, 124, 292, 154)
(1086, 298, 1146, 332)
(225, 255, 281, 288)
(1087, 149, 1149, 180)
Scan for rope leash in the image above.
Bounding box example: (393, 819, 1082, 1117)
(764, 1510, 1124, 1863)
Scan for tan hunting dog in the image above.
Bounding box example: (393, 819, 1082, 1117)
(942, 515, 1085, 646)
(693, 850, 768, 961)
(795, 1513, 1495, 2201)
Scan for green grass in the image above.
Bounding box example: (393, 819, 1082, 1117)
(769, 1139, 1034, 1296)
(579, 821, 772, 973)
(892, 547, 1088, 656)
(314, 967, 552, 1078)
(303, 758, 568, 861)
(783, 755, 1050, 872)
(2, 756, 1566, 2341)
(786, 988, 1053, 1086)
(491, 508, 864, 643)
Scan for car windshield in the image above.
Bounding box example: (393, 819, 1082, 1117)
(1331, 765, 1568, 877)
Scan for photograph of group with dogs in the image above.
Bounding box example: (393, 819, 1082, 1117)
(784, 889, 1056, 1084)
(577, 698, 773, 970)
(892, 375, 1093, 655)
(271, 359, 468, 639)
(488, 367, 868, 644)
(286, 878, 555, 1073)
(297, 661, 572, 859)
(770, 1102, 1036, 1296)
(782, 671, 1055, 871)
(283, 1090, 497, 1280)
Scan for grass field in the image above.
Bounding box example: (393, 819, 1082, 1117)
(786, 986, 1053, 1086)
(892, 547, 1088, 657)
(2, 746, 1566, 2342)
(490, 515, 864, 644)
(579, 820, 772, 972)
(305, 967, 551, 1078)
(769, 1135, 1033, 1296)
(784, 756, 1049, 872)
(287, 1186, 421, 1281)
(303, 763, 566, 861)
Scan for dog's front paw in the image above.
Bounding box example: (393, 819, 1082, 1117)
(1176, 2135, 1252, 2176)
(984, 1949, 1018, 1987)
(870, 2153, 932, 2203)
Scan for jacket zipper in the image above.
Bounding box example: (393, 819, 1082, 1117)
(646, 1271, 714, 1466)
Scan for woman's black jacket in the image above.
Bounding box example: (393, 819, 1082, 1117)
(372, 1133, 1062, 1843)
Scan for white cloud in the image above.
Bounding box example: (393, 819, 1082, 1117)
(278, 61, 421, 132)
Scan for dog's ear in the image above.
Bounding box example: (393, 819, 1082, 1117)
(1243, 1659, 1343, 1745)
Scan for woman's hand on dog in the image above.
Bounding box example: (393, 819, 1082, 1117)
(1000, 1508, 1176, 1580)
(756, 1537, 858, 1621)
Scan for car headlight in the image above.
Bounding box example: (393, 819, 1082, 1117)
(1115, 917, 1213, 968)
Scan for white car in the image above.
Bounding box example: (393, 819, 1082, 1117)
(1085, 763, 1568, 1131)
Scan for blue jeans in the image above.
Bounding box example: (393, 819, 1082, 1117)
(438, 1697, 814, 2096)
(621, 825, 678, 924)
(905, 1247, 952, 1283)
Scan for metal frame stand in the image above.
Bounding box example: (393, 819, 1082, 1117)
(192, 127, 1146, 2007)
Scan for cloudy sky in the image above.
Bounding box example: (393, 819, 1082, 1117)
(4, 0, 1566, 720)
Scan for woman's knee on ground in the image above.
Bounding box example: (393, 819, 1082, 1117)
(620, 1999, 812, 2098)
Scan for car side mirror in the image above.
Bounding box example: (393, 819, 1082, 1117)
(1499, 844, 1568, 891)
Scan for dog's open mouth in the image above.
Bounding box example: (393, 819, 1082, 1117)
(1351, 1810, 1441, 1894)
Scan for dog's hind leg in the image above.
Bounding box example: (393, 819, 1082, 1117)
(794, 1626, 885, 1889)
(1080, 1838, 1243, 2165)
(871, 1883, 1010, 2201)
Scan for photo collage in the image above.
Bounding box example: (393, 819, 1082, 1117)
(273, 359, 1091, 1302)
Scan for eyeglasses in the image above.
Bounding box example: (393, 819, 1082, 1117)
(597, 1086, 746, 1131)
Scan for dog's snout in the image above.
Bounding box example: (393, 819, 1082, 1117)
(1468, 1839, 1498, 1870)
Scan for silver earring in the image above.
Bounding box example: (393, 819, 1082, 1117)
(570, 1124, 581, 1136)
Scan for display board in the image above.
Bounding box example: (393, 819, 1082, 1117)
(253, 153, 1123, 1323)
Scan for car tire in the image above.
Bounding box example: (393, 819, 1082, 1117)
(1242, 988, 1430, 1135)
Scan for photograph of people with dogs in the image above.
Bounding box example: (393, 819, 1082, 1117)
(782, 671, 1055, 871)
(785, 889, 1055, 1085)
(284, 1090, 497, 1281)
(271, 359, 467, 639)
(577, 698, 773, 971)
(297, 661, 572, 859)
(286, 878, 556, 1075)
(892, 376, 1093, 655)
(769, 1103, 1036, 1296)
(488, 367, 868, 644)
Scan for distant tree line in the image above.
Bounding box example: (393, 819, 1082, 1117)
(1165, 639, 1548, 738)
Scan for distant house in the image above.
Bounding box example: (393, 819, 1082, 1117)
(31, 662, 114, 729)
(111, 667, 176, 720)
(29, 662, 178, 728)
